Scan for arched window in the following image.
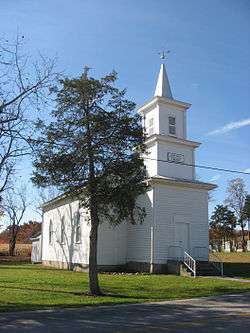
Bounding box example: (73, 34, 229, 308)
(75, 211, 81, 243)
(60, 216, 65, 244)
(49, 220, 53, 244)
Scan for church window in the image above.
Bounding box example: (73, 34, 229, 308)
(75, 211, 81, 243)
(148, 117, 154, 135)
(60, 217, 65, 244)
(49, 220, 53, 244)
(169, 116, 176, 135)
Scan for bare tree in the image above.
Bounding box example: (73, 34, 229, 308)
(225, 178, 247, 251)
(34, 187, 60, 218)
(3, 185, 29, 256)
(0, 35, 56, 195)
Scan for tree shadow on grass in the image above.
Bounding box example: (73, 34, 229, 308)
(1, 284, 250, 303)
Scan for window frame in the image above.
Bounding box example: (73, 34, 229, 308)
(49, 219, 53, 244)
(148, 117, 154, 136)
(60, 216, 65, 244)
(75, 211, 81, 244)
(168, 116, 176, 136)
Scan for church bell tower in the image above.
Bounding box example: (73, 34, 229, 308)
(138, 61, 201, 181)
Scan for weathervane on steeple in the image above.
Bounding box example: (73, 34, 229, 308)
(158, 50, 170, 61)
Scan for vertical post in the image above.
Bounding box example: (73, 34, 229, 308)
(150, 226, 154, 274)
(248, 219, 250, 247)
(193, 259, 196, 278)
(220, 262, 224, 277)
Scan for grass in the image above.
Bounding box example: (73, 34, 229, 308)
(210, 252, 250, 263)
(0, 263, 250, 312)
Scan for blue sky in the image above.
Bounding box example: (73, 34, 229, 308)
(1, 0, 250, 221)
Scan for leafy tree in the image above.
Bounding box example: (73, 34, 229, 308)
(210, 204, 236, 249)
(225, 178, 247, 250)
(31, 69, 148, 295)
(0, 221, 41, 244)
(243, 194, 250, 243)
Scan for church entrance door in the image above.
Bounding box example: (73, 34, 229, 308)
(175, 222, 190, 256)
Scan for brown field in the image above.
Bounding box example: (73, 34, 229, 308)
(210, 252, 250, 263)
(0, 244, 32, 257)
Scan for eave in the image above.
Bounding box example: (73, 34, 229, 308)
(138, 96, 191, 114)
(148, 175, 217, 191)
(145, 134, 201, 148)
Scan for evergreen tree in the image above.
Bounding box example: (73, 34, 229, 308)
(31, 70, 148, 295)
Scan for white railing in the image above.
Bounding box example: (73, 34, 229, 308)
(183, 251, 196, 278)
(168, 245, 183, 261)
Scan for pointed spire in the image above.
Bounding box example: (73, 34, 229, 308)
(154, 63, 173, 99)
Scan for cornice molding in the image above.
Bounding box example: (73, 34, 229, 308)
(149, 175, 217, 191)
(145, 134, 201, 148)
(138, 96, 191, 114)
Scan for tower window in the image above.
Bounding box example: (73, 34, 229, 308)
(169, 116, 176, 135)
(148, 117, 154, 135)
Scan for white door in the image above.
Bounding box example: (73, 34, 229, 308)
(175, 222, 190, 255)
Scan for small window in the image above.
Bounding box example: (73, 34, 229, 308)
(148, 117, 154, 135)
(75, 211, 81, 243)
(169, 116, 176, 135)
(49, 220, 53, 244)
(60, 217, 65, 244)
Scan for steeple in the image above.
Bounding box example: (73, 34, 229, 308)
(154, 63, 173, 99)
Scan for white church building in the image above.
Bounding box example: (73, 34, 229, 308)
(40, 63, 216, 273)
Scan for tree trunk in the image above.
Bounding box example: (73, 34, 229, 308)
(89, 204, 101, 295)
(85, 105, 101, 296)
(9, 225, 17, 256)
(9, 237, 16, 256)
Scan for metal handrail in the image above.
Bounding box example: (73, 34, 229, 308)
(183, 251, 196, 278)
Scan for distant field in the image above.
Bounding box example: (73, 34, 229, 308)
(0, 244, 32, 257)
(210, 252, 250, 263)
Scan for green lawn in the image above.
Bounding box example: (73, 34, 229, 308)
(1, 263, 250, 312)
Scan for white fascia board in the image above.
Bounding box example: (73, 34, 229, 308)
(138, 96, 191, 114)
(148, 176, 217, 191)
(145, 134, 201, 148)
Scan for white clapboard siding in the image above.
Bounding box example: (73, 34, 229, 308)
(126, 189, 154, 263)
(97, 222, 127, 265)
(42, 198, 128, 266)
(153, 184, 209, 262)
(42, 199, 90, 265)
